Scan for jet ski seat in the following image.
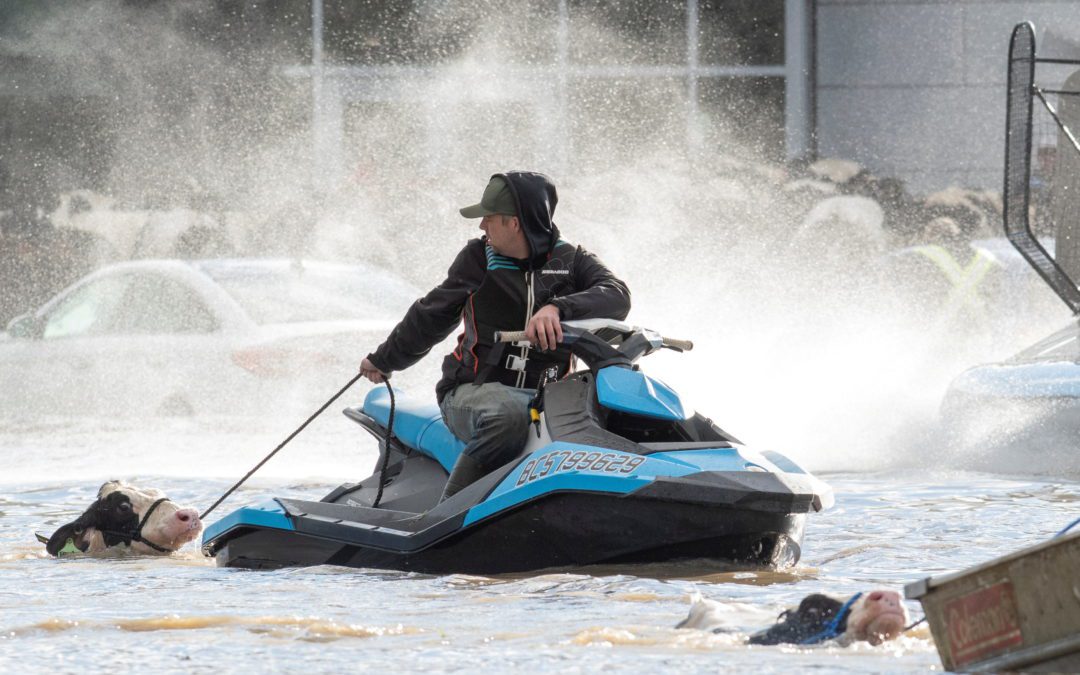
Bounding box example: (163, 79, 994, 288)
(361, 387, 465, 473)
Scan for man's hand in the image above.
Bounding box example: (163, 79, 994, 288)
(360, 357, 388, 384)
(525, 304, 563, 351)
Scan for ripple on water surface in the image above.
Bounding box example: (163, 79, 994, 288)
(2, 468, 1076, 672)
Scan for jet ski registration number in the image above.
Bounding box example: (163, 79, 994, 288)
(516, 450, 646, 486)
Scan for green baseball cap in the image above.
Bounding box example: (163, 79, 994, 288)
(459, 176, 517, 218)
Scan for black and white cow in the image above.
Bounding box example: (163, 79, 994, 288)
(678, 590, 910, 646)
(43, 481, 203, 556)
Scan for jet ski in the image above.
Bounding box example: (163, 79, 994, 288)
(202, 319, 834, 573)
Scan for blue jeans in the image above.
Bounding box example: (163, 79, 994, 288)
(439, 382, 535, 469)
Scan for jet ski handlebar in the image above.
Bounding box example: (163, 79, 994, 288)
(661, 336, 694, 352)
(495, 330, 530, 343)
(494, 327, 693, 352)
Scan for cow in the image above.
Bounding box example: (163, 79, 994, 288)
(677, 590, 910, 646)
(41, 481, 203, 557)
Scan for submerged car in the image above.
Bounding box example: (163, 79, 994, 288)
(941, 320, 1080, 472)
(0, 259, 419, 417)
(938, 236, 1080, 473)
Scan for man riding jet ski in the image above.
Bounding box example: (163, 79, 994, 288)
(361, 171, 631, 500)
(201, 174, 833, 573)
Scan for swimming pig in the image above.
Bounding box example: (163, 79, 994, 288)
(42, 481, 203, 556)
(678, 590, 910, 646)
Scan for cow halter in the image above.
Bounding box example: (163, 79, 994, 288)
(799, 592, 862, 645)
(98, 498, 175, 553)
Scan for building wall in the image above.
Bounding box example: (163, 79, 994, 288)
(815, 0, 1080, 195)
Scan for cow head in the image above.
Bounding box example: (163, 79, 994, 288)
(746, 590, 909, 646)
(845, 590, 909, 645)
(46, 481, 202, 556)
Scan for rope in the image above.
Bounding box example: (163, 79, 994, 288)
(1055, 515, 1080, 537)
(200, 372, 364, 521)
(893, 515, 1077, 635)
(371, 380, 396, 508)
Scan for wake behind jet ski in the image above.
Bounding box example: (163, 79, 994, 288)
(202, 320, 833, 573)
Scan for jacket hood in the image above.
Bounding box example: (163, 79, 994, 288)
(497, 171, 561, 263)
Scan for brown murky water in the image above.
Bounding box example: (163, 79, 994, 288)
(2, 416, 1077, 673)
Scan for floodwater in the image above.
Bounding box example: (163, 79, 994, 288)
(2, 413, 1077, 673)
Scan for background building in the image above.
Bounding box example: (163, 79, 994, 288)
(2, 0, 1079, 209)
(816, 0, 1080, 193)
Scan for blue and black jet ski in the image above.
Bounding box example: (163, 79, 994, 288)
(202, 319, 833, 573)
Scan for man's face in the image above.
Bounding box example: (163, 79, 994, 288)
(479, 214, 526, 258)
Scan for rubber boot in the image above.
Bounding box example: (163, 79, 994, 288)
(440, 454, 487, 502)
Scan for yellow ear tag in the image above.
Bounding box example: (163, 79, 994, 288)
(58, 538, 81, 557)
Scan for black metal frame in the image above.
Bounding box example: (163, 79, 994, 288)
(1004, 22, 1080, 315)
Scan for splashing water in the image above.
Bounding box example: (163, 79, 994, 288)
(3, 5, 1079, 673)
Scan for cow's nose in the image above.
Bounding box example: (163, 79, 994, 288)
(868, 590, 901, 607)
(175, 508, 200, 524)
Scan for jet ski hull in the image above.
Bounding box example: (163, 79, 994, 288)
(209, 491, 805, 573)
(202, 323, 833, 575)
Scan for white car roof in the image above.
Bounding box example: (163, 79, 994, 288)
(32, 258, 419, 333)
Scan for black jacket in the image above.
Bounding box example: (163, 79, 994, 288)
(367, 171, 631, 401)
